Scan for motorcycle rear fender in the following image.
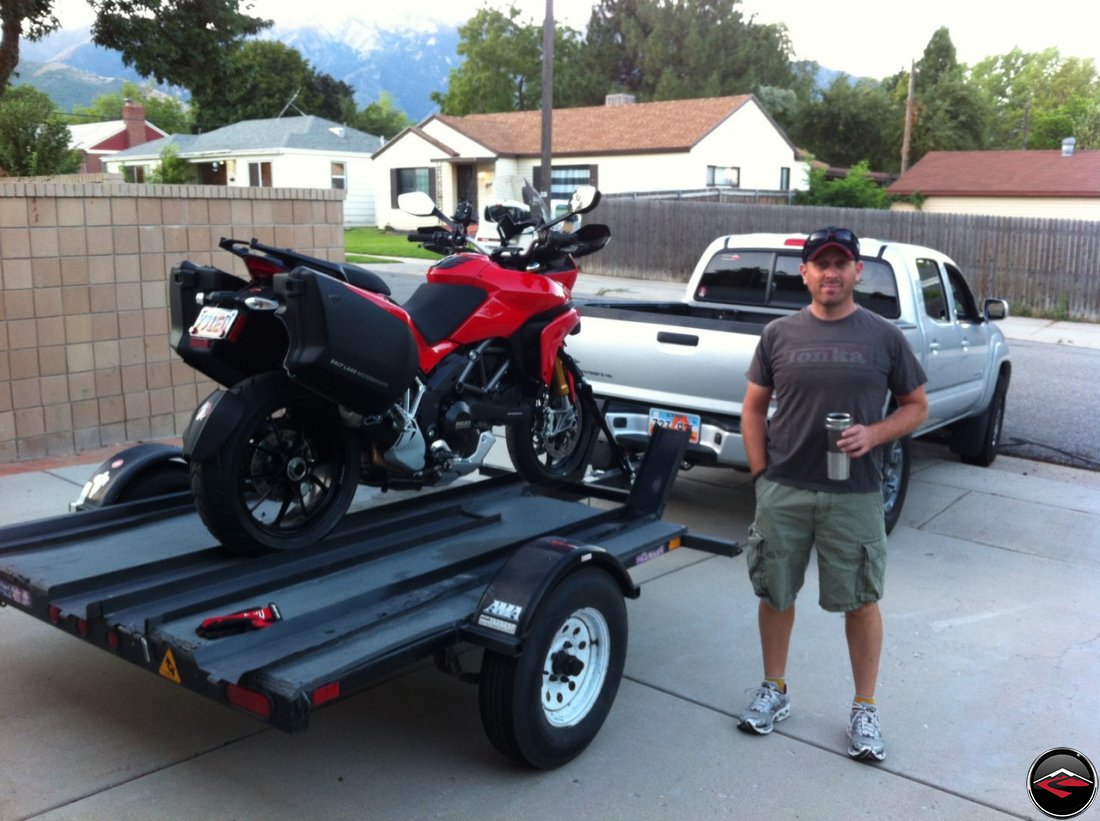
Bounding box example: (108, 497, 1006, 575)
(539, 307, 581, 385)
(181, 389, 246, 462)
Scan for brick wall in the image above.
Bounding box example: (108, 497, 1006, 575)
(0, 180, 345, 462)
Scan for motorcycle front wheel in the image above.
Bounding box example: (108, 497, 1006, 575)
(506, 358, 598, 484)
(190, 372, 361, 556)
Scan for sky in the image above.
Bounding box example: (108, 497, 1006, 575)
(57, 0, 1100, 80)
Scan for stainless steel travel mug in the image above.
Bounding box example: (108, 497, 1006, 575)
(825, 412, 852, 481)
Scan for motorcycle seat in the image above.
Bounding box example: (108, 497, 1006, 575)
(338, 264, 392, 296)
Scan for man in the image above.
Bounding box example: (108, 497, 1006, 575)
(737, 226, 928, 762)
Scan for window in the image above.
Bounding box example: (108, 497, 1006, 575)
(330, 161, 346, 190)
(706, 165, 740, 187)
(779, 167, 791, 191)
(391, 166, 436, 206)
(248, 161, 272, 187)
(549, 165, 597, 201)
(918, 258, 950, 322)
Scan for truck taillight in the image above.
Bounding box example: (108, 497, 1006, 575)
(311, 682, 341, 706)
(226, 684, 273, 718)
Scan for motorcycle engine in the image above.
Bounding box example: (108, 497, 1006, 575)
(442, 401, 481, 457)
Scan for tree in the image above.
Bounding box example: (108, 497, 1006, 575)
(69, 81, 191, 134)
(970, 48, 1100, 149)
(190, 40, 357, 129)
(0, 0, 59, 94)
(793, 160, 891, 209)
(90, 0, 271, 109)
(147, 143, 196, 183)
(0, 85, 79, 175)
(352, 92, 411, 140)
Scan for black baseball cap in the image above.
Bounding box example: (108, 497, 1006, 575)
(802, 227, 860, 262)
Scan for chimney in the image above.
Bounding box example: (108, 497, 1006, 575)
(605, 93, 637, 106)
(1062, 137, 1076, 157)
(123, 99, 147, 148)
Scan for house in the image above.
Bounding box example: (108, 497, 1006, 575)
(67, 100, 168, 173)
(888, 143, 1100, 219)
(104, 115, 383, 226)
(372, 94, 809, 230)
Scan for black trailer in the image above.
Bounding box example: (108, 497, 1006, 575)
(0, 430, 736, 769)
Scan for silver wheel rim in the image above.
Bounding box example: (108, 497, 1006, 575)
(541, 606, 610, 727)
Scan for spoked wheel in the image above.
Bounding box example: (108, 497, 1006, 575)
(881, 437, 910, 535)
(506, 357, 598, 484)
(478, 569, 627, 769)
(190, 372, 361, 555)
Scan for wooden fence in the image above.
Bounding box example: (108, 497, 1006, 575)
(582, 199, 1100, 321)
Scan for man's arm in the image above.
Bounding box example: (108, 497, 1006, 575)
(742, 380, 774, 476)
(839, 386, 929, 458)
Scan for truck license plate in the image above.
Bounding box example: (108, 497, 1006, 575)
(648, 408, 700, 444)
(190, 306, 238, 340)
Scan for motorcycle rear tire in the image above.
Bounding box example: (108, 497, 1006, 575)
(506, 360, 598, 485)
(190, 372, 361, 556)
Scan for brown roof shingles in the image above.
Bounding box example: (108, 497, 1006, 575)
(432, 95, 755, 157)
(888, 150, 1100, 198)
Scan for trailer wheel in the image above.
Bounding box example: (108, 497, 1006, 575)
(478, 568, 627, 769)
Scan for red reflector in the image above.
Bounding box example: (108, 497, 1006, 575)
(189, 338, 211, 349)
(107, 630, 120, 651)
(312, 682, 341, 706)
(48, 606, 61, 623)
(77, 618, 90, 637)
(784, 238, 806, 247)
(226, 683, 273, 718)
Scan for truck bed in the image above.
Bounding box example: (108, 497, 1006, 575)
(0, 440, 728, 734)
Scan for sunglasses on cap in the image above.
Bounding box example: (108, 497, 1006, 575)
(802, 227, 860, 262)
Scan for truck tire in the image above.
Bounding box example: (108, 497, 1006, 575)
(478, 568, 627, 769)
(953, 372, 1009, 467)
(882, 437, 910, 535)
(190, 372, 361, 556)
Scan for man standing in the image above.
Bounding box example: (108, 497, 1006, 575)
(737, 227, 928, 762)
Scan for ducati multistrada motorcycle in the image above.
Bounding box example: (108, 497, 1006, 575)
(171, 184, 611, 555)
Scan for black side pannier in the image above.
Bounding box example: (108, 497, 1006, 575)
(279, 267, 418, 414)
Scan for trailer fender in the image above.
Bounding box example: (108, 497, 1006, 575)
(462, 536, 638, 656)
(72, 442, 187, 510)
(181, 389, 246, 461)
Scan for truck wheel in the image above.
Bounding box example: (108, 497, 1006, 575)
(190, 372, 361, 556)
(478, 569, 627, 769)
(882, 437, 910, 535)
(506, 358, 599, 484)
(954, 372, 1009, 467)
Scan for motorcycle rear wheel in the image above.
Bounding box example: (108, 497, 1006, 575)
(506, 360, 598, 484)
(190, 372, 361, 556)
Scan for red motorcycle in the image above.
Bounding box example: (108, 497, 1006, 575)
(172, 185, 610, 555)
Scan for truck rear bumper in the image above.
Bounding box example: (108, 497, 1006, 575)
(600, 403, 749, 468)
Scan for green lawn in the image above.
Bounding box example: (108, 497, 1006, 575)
(344, 227, 440, 263)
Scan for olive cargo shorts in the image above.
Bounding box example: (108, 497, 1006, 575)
(746, 477, 888, 612)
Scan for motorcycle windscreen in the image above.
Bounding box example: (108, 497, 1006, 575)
(280, 268, 418, 415)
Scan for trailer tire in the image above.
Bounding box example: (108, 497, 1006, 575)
(478, 568, 627, 769)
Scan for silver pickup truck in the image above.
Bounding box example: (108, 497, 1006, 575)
(571, 232, 1012, 531)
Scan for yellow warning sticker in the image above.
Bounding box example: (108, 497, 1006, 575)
(159, 649, 182, 684)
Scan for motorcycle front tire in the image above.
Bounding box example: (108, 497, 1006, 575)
(190, 371, 362, 556)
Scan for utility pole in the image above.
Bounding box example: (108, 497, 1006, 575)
(900, 60, 915, 174)
(540, 0, 554, 209)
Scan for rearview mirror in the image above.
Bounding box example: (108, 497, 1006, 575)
(569, 185, 600, 215)
(398, 191, 436, 217)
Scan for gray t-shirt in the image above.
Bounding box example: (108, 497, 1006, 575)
(746, 306, 928, 493)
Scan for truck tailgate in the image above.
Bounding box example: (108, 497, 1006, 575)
(571, 301, 766, 414)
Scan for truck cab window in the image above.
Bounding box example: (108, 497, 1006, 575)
(694, 251, 771, 305)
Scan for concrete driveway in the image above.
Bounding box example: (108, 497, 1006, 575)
(1, 440, 1098, 820)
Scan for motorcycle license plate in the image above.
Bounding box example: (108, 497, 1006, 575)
(190, 306, 238, 340)
(648, 408, 701, 444)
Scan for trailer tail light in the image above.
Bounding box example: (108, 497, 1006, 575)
(106, 630, 120, 651)
(48, 606, 61, 624)
(311, 682, 341, 707)
(226, 684, 273, 718)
